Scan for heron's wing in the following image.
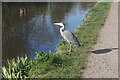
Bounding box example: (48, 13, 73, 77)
(62, 30, 81, 47)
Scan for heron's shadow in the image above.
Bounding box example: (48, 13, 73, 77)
(91, 48, 118, 54)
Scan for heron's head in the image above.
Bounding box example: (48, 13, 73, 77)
(54, 22, 64, 27)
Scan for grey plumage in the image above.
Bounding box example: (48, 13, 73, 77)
(62, 30, 80, 47)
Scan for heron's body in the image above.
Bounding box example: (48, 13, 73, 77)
(61, 30, 80, 47)
(54, 22, 81, 52)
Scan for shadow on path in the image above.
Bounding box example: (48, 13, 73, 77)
(91, 48, 118, 54)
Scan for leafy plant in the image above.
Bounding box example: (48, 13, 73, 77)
(1, 55, 32, 79)
(34, 51, 50, 63)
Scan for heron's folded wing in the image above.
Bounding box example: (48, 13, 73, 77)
(63, 30, 80, 47)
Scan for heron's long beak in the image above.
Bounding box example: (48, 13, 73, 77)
(54, 23, 61, 26)
(54, 22, 64, 27)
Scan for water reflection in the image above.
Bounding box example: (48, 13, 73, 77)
(2, 2, 95, 62)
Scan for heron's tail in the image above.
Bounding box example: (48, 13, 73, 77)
(77, 43, 81, 47)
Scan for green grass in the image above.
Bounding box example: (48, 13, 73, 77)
(2, 2, 111, 78)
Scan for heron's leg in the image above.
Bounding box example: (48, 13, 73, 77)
(69, 43, 72, 54)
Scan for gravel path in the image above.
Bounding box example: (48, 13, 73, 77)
(82, 2, 118, 78)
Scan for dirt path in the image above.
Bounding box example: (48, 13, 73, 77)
(82, 2, 118, 78)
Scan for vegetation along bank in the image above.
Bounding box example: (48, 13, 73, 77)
(2, 2, 111, 78)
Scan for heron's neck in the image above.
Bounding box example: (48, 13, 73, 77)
(60, 25, 64, 33)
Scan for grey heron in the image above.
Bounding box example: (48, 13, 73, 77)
(54, 22, 81, 53)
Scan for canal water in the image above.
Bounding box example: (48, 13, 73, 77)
(2, 2, 95, 62)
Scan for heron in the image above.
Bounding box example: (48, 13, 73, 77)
(54, 22, 81, 53)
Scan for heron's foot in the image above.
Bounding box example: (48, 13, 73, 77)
(66, 52, 71, 55)
(69, 50, 72, 54)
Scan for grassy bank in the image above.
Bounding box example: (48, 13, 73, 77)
(2, 2, 111, 78)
